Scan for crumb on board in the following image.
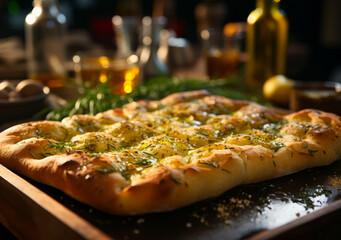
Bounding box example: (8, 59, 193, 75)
(328, 176, 341, 187)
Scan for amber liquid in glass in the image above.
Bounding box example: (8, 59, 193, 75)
(31, 73, 65, 88)
(246, 0, 288, 90)
(206, 51, 240, 79)
(77, 57, 139, 95)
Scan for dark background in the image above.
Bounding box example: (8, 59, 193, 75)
(0, 0, 341, 82)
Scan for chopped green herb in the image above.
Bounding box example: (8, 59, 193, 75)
(107, 143, 116, 150)
(308, 149, 318, 155)
(29, 152, 37, 159)
(133, 159, 153, 167)
(45, 141, 71, 152)
(198, 160, 219, 168)
(221, 168, 231, 173)
(290, 186, 331, 210)
(142, 143, 152, 150)
(165, 136, 173, 143)
(198, 132, 209, 136)
(270, 142, 286, 152)
(93, 162, 116, 173)
(170, 175, 181, 184)
(142, 151, 155, 157)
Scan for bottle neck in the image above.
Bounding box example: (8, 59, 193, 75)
(33, 0, 57, 6)
(141, 16, 166, 48)
(33, 0, 58, 11)
(32, 0, 61, 17)
(256, 0, 280, 13)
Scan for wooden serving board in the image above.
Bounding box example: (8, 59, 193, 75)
(0, 164, 110, 240)
(0, 160, 341, 240)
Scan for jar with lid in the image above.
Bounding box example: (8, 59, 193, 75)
(25, 0, 67, 88)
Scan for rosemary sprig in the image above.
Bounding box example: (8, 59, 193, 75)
(133, 159, 154, 167)
(46, 77, 263, 121)
(142, 151, 155, 157)
(308, 149, 318, 155)
(45, 140, 71, 152)
(198, 160, 219, 168)
(170, 174, 181, 184)
(29, 152, 37, 159)
(270, 142, 286, 152)
(93, 162, 116, 173)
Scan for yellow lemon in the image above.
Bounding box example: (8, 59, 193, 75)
(263, 75, 294, 105)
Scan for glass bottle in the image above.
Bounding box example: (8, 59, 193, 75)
(25, 0, 67, 88)
(246, 0, 288, 91)
(112, 15, 139, 58)
(138, 16, 169, 82)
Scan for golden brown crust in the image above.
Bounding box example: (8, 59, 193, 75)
(0, 90, 340, 215)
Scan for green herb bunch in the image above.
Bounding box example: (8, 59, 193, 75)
(46, 76, 262, 121)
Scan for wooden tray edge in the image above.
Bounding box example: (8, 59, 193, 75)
(0, 164, 113, 240)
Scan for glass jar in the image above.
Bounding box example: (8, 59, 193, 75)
(73, 50, 140, 95)
(25, 0, 67, 88)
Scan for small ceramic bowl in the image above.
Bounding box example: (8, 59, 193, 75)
(0, 85, 50, 123)
(289, 81, 341, 115)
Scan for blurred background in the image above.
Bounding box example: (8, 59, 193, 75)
(0, 0, 341, 82)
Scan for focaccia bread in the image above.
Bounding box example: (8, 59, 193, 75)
(0, 90, 340, 215)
